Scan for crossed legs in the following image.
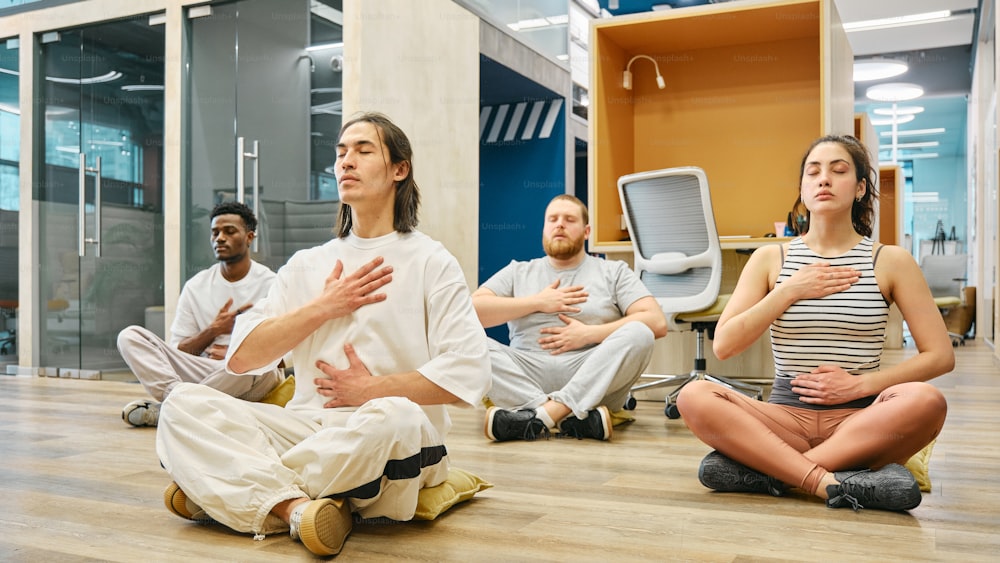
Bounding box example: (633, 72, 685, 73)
(675, 379, 947, 497)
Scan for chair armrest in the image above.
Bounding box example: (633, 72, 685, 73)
(641, 251, 713, 275)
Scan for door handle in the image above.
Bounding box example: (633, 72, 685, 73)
(78, 154, 102, 257)
(236, 137, 261, 252)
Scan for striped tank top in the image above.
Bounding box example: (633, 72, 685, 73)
(769, 237, 888, 410)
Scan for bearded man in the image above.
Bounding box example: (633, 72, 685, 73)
(472, 194, 667, 442)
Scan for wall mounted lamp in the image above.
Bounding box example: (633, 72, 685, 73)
(623, 54, 665, 90)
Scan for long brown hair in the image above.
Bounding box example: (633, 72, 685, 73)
(791, 134, 878, 237)
(335, 112, 420, 238)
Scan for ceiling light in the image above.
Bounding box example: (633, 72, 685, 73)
(882, 152, 940, 161)
(843, 10, 952, 32)
(869, 114, 915, 126)
(306, 42, 343, 52)
(120, 84, 164, 92)
(873, 106, 924, 116)
(892, 141, 940, 149)
(623, 54, 665, 91)
(866, 82, 924, 102)
(879, 128, 946, 137)
(310, 0, 343, 25)
(909, 192, 940, 202)
(853, 59, 908, 82)
(46, 70, 122, 85)
(509, 19, 544, 31)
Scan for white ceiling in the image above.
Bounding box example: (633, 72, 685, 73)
(833, 0, 979, 160)
(833, 0, 979, 56)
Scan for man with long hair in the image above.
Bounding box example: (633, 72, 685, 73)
(155, 113, 490, 556)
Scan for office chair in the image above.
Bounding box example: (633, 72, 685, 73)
(920, 253, 970, 346)
(618, 166, 762, 419)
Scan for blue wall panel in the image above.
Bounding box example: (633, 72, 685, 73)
(478, 98, 566, 343)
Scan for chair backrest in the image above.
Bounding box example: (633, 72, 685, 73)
(618, 167, 722, 327)
(919, 253, 967, 299)
(258, 198, 339, 270)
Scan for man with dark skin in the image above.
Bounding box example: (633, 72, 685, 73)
(117, 201, 282, 427)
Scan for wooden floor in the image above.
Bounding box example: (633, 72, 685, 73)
(1, 343, 998, 562)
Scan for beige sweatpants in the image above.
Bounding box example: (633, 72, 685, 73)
(117, 325, 282, 402)
(156, 383, 450, 536)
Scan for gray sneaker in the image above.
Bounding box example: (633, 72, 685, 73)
(826, 463, 921, 511)
(122, 399, 160, 427)
(698, 451, 786, 497)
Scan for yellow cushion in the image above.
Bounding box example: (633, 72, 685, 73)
(904, 439, 935, 493)
(413, 467, 493, 520)
(934, 296, 961, 309)
(676, 294, 731, 323)
(610, 409, 636, 426)
(259, 375, 296, 406)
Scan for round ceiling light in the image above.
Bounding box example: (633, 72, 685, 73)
(866, 83, 924, 102)
(853, 59, 908, 82)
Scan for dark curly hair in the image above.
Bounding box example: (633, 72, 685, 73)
(211, 200, 258, 233)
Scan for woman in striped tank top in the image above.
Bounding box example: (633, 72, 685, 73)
(676, 135, 954, 512)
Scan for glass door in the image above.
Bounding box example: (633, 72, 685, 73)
(36, 17, 165, 376)
(185, 0, 342, 278)
(0, 37, 18, 369)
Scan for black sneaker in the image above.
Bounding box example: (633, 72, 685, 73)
(557, 405, 612, 441)
(826, 463, 921, 512)
(698, 451, 786, 496)
(485, 407, 550, 442)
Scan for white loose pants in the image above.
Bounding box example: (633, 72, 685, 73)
(156, 383, 450, 535)
(487, 321, 655, 417)
(117, 325, 281, 402)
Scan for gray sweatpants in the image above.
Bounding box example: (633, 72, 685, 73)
(117, 325, 282, 402)
(487, 321, 655, 417)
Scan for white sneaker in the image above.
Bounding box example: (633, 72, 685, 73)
(122, 399, 160, 427)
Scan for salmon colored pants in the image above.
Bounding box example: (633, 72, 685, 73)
(676, 380, 947, 495)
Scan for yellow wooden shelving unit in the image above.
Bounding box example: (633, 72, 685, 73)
(588, 0, 854, 253)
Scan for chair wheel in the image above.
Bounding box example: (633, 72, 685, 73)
(623, 396, 637, 410)
(665, 403, 681, 419)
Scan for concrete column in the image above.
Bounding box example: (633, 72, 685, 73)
(343, 0, 480, 286)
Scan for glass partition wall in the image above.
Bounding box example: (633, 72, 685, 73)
(35, 17, 165, 376)
(184, 0, 343, 278)
(3, 0, 342, 376)
(0, 37, 17, 369)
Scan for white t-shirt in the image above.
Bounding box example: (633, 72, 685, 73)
(228, 231, 491, 436)
(170, 260, 277, 349)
